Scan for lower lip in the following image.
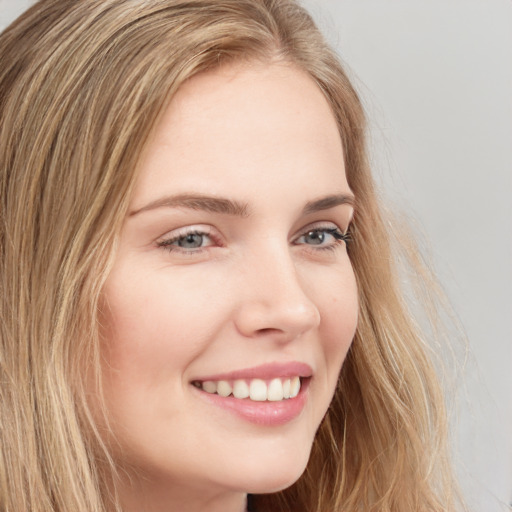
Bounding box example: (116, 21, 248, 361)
(193, 379, 310, 426)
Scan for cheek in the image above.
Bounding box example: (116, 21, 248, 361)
(99, 266, 230, 394)
(317, 267, 358, 383)
(326, 287, 358, 343)
(99, 279, 183, 410)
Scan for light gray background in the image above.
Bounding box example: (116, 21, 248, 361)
(1, 1, 511, 511)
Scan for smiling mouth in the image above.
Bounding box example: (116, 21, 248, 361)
(192, 377, 303, 402)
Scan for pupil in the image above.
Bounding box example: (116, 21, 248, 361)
(178, 233, 203, 248)
(306, 230, 324, 245)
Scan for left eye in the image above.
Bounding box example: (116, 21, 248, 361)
(295, 228, 348, 247)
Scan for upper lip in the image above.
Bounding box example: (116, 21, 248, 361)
(192, 361, 313, 382)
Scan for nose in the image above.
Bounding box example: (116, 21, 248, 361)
(233, 244, 321, 342)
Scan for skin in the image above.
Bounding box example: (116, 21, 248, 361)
(100, 60, 358, 512)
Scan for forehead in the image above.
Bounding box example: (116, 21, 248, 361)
(132, 61, 348, 209)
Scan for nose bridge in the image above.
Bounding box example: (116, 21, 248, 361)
(235, 238, 320, 339)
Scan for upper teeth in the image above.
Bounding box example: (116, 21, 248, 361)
(195, 377, 301, 401)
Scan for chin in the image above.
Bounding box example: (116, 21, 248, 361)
(245, 468, 306, 495)
(226, 442, 312, 495)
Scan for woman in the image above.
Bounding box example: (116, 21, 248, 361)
(0, 1, 461, 511)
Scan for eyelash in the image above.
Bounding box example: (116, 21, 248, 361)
(157, 227, 218, 254)
(293, 227, 350, 252)
(156, 225, 350, 254)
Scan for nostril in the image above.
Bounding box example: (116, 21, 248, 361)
(254, 327, 281, 336)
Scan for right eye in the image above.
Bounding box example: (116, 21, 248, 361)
(157, 228, 216, 253)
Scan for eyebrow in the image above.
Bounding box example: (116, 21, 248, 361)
(129, 192, 355, 218)
(302, 193, 355, 215)
(129, 193, 250, 217)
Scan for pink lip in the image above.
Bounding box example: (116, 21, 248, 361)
(191, 361, 312, 426)
(192, 361, 313, 383)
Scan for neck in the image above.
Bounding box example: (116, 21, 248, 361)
(113, 472, 248, 512)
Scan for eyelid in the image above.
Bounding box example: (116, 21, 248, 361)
(154, 220, 350, 256)
(292, 221, 347, 240)
(156, 224, 221, 250)
(291, 221, 351, 255)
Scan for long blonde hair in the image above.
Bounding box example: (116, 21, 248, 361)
(0, 1, 460, 510)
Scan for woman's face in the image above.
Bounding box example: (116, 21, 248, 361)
(100, 61, 358, 509)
